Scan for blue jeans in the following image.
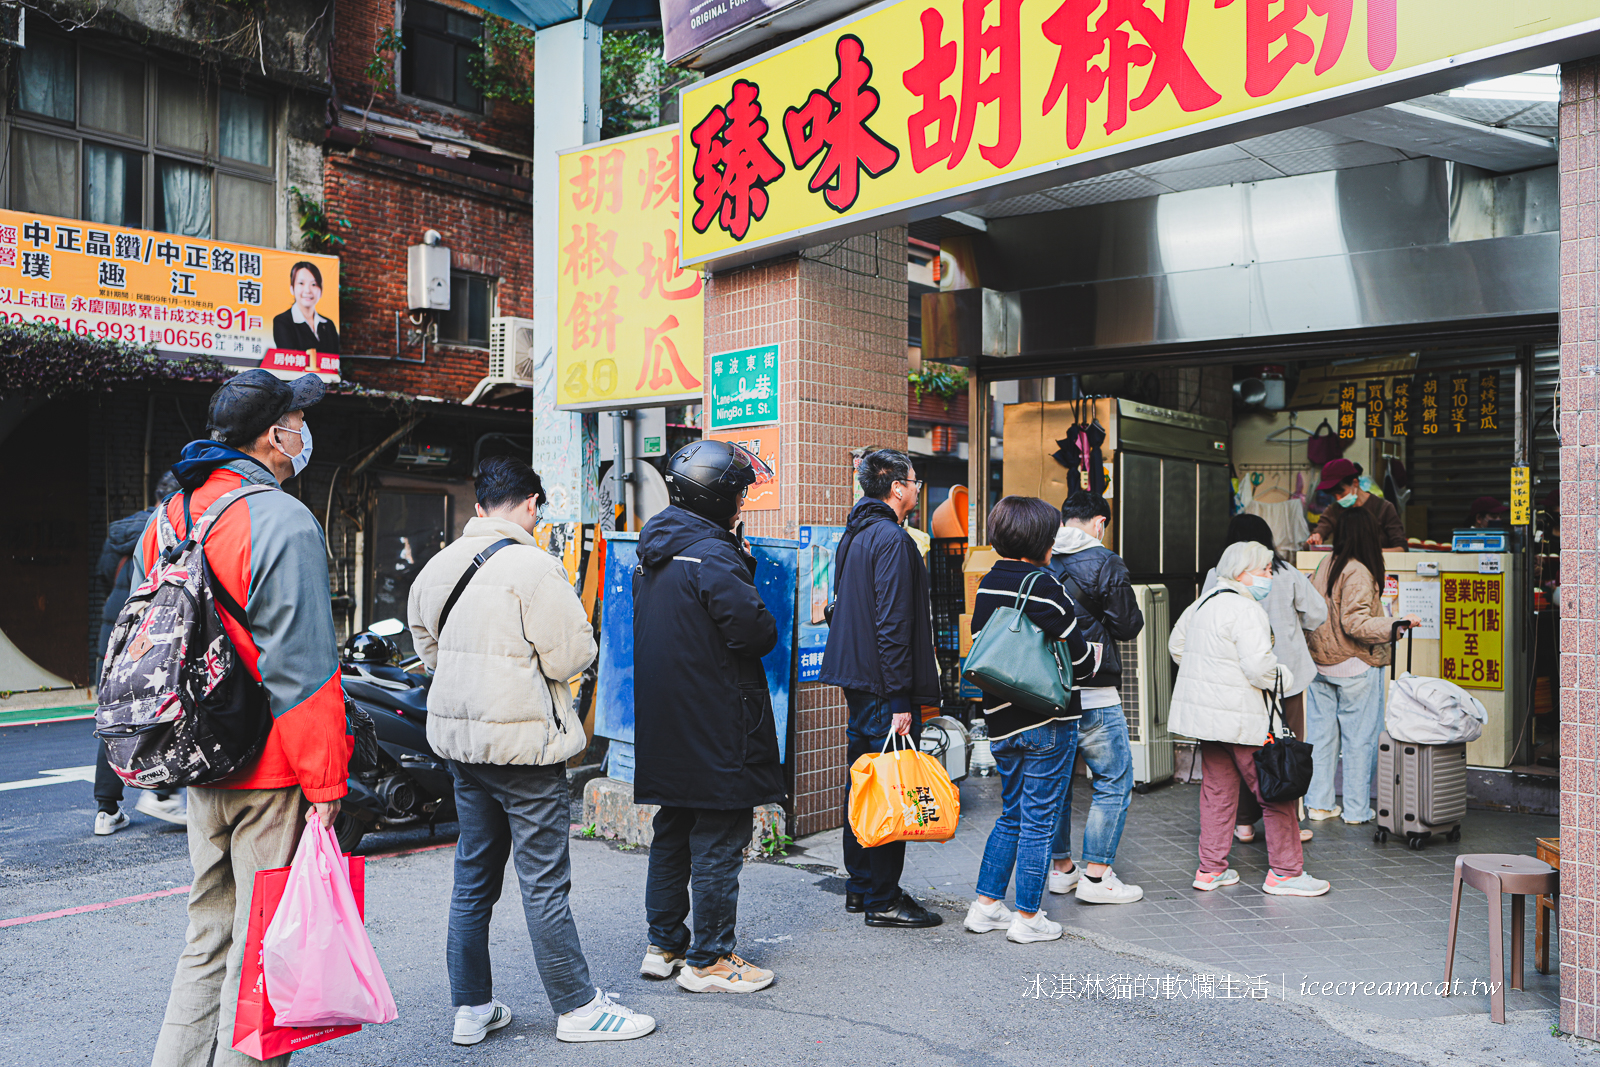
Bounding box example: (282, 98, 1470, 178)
(976, 721, 1078, 914)
(1052, 703, 1133, 867)
(1306, 667, 1385, 822)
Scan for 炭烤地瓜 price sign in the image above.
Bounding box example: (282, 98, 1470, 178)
(557, 126, 705, 411)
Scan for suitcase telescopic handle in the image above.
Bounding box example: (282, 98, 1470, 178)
(1390, 620, 1413, 679)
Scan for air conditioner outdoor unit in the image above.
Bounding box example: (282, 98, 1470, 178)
(1116, 584, 1173, 788)
(488, 316, 536, 382)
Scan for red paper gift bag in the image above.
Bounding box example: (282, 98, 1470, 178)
(232, 854, 367, 1059)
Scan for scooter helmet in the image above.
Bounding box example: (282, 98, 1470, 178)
(664, 439, 769, 522)
(344, 631, 399, 665)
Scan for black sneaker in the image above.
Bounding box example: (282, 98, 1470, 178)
(845, 892, 865, 913)
(865, 892, 943, 928)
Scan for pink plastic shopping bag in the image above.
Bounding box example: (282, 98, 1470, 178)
(261, 821, 399, 1027)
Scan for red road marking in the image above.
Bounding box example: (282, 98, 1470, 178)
(0, 885, 192, 928)
(2, 838, 458, 928)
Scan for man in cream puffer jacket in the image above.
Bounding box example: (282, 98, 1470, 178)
(409, 456, 655, 1048)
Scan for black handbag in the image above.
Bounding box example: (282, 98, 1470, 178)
(1252, 675, 1314, 803)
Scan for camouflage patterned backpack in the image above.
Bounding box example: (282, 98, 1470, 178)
(95, 484, 275, 789)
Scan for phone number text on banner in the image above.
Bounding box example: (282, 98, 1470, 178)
(0, 208, 340, 371)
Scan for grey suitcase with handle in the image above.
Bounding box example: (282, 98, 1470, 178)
(1373, 623, 1467, 849)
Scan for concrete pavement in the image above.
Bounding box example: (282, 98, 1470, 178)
(0, 717, 1589, 1066)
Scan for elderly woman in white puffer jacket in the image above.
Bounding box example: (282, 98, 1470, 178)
(1170, 541, 1330, 898)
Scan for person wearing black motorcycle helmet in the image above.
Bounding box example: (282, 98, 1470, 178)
(633, 439, 783, 994)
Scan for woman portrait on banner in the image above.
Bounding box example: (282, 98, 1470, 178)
(273, 260, 341, 354)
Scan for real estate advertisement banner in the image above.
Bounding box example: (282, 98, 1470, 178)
(678, 0, 1600, 268)
(0, 207, 341, 379)
(556, 125, 705, 411)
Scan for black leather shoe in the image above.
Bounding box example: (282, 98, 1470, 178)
(864, 893, 943, 928)
(845, 892, 865, 913)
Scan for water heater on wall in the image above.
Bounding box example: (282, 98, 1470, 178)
(407, 241, 451, 311)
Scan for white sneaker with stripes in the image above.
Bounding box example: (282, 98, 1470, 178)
(556, 990, 657, 1042)
(452, 1000, 512, 1045)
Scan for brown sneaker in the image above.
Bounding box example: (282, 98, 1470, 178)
(674, 953, 775, 994)
(640, 945, 687, 978)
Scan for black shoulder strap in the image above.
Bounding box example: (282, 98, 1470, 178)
(173, 483, 276, 630)
(437, 538, 517, 637)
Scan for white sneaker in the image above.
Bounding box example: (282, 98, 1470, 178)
(1307, 806, 1343, 821)
(675, 953, 775, 993)
(1192, 868, 1240, 891)
(557, 990, 657, 1041)
(1264, 870, 1332, 897)
(640, 944, 687, 978)
(1047, 866, 1081, 894)
(452, 1000, 512, 1045)
(135, 792, 187, 826)
(963, 898, 1014, 933)
(1074, 868, 1144, 904)
(93, 810, 129, 836)
(1006, 910, 1063, 944)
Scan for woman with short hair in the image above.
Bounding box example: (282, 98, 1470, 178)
(964, 496, 1096, 943)
(1170, 540, 1330, 897)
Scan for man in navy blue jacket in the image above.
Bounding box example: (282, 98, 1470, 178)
(820, 448, 943, 929)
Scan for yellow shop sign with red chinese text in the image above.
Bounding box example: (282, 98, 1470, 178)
(679, 0, 1600, 268)
(557, 125, 706, 411)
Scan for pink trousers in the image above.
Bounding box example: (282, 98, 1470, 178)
(1198, 741, 1303, 878)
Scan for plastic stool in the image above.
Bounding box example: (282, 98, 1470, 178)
(1442, 853, 1559, 1024)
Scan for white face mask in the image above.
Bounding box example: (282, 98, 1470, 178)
(274, 422, 312, 476)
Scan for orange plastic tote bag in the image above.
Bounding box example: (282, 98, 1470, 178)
(848, 732, 961, 848)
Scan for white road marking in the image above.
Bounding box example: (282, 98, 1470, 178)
(0, 766, 97, 792)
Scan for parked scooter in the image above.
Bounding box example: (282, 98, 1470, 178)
(334, 618, 455, 852)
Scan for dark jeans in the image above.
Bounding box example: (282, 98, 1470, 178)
(842, 688, 923, 912)
(446, 760, 593, 1015)
(94, 739, 172, 812)
(645, 806, 750, 967)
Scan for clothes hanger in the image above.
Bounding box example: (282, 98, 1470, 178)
(1265, 410, 1314, 441)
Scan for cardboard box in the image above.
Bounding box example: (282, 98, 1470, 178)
(963, 546, 999, 615)
(1001, 398, 1117, 507)
(959, 614, 973, 656)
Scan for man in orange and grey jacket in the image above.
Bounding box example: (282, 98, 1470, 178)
(141, 369, 351, 1067)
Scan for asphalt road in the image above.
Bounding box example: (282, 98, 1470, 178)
(0, 719, 1588, 1067)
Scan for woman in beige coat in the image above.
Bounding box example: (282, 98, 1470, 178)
(1304, 508, 1420, 825)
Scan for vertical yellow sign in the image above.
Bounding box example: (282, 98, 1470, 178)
(557, 126, 705, 410)
(1510, 466, 1531, 526)
(1440, 573, 1505, 691)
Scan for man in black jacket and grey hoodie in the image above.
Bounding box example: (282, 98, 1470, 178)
(1046, 490, 1145, 904)
(819, 447, 943, 929)
(634, 440, 783, 994)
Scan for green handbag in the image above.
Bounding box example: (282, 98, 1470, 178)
(961, 571, 1074, 715)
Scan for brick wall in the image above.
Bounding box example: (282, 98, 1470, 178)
(326, 0, 534, 401)
(703, 229, 909, 835)
(1560, 57, 1600, 1041)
